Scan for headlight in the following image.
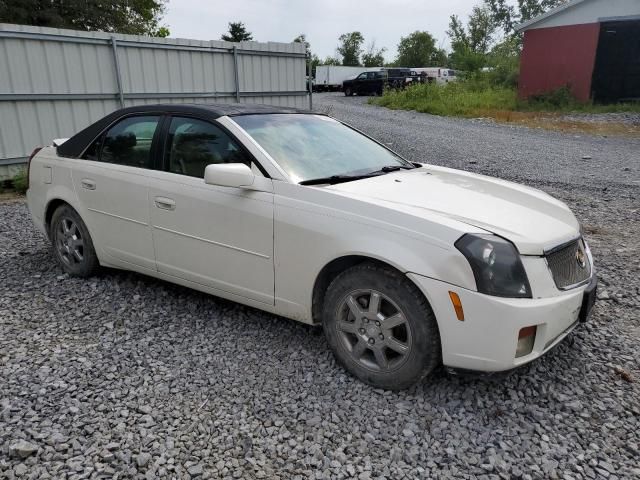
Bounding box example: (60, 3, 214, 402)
(455, 234, 532, 298)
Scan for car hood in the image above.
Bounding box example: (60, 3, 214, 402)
(327, 165, 580, 255)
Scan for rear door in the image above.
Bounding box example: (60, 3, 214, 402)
(372, 71, 386, 94)
(146, 115, 275, 304)
(71, 115, 162, 271)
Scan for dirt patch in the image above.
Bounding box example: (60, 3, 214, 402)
(471, 109, 640, 137)
(0, 192, 24, 203)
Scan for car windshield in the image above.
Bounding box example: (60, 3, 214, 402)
(232, 114, 412, 183)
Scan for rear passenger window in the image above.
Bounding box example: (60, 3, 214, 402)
(165, 117, 250, 178)
(94, 116, 160, 168)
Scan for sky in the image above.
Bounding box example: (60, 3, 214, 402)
(164, 0, 484, 62)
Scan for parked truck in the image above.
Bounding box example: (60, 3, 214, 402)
(314, 65, 382, 92)
(342, 68, 415, 96)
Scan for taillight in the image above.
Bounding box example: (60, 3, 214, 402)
(26, 147, 43, 189)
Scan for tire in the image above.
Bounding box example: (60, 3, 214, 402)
(344, 87, 353, 97)
(322, 262, 441, 390)
(50, 204, 99, 277)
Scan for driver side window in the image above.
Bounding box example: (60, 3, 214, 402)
(165, 117, 250, 178)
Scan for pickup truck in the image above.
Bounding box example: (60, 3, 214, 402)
(343, 68, 414, 96)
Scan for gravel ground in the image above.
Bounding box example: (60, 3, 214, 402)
(1, 95, 639, 479)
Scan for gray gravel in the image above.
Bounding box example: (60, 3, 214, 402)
(1, 95, 639, 479)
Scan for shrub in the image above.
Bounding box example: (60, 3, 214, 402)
(12, 169, 28, 194)
(485, 37, 521, 88)
(373, 81, 517, 117)
(523, 86, 577, 109)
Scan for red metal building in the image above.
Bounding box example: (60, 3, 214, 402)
(517, 0, 640, 102)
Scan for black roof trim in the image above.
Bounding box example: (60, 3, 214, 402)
(57, 103, 311, 158)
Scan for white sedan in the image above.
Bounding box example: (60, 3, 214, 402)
(26, 103, 597, 389)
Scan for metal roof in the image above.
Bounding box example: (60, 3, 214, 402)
(516, 0, 588, 32)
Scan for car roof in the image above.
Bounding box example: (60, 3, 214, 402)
(57, 102, 311, 158)
(110, 102, 310, 118)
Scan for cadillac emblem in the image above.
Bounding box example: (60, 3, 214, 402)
(576, 246, 587, 269)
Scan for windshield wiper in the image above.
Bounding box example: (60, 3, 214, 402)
(299, 164, 416, 186)
(299, 173, 379, 186)
(377, 165, 415, 173)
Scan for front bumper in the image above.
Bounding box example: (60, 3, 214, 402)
(408, 272, 597, 372)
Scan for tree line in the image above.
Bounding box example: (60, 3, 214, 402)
(0, 0, 170, 37)
(446, 0, 567, 84)
(1, 0, 567, 80)
(219, 0, 567, 83)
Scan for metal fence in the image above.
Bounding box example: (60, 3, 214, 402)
(0, 23, 311, 172)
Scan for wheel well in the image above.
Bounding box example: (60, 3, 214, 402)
(312, 256, 409, 324)
(44, 199, 69, 236)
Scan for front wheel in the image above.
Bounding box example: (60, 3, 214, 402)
(50, 204, 99, 277)
(323, 263, 441, 390)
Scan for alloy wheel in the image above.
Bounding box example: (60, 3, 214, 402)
(335, 289, 412, 372)
(55, 217, 85, 266)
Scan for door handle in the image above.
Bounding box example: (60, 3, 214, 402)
(81, 179, 96, 190)
(154, 197, 176, 211)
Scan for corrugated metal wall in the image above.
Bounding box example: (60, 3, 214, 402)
(0, 23, 309, 168)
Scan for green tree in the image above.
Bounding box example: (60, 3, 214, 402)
(394, 31, 440, 67)
(431, 48, 449, 67)
(221, 21, 253, 42)
(337, 31, 364, 66)
(449, 6, 495, 54)
(361, 41, 386, 67)
(485, 36, 521, 86)
(485, 0, 568, 36)
(154, 26, 170, 38)
(293, 34, 311, 56)
(448, 6, 496, 71)
(0, 0, 169, 36)
(294, 34, 321, 76)
(322, 56, 341, 66)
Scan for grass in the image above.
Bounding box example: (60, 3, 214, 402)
(0, 168, 28, 197)
(12, 169, 28, 194)
(370, 82, 640, 136)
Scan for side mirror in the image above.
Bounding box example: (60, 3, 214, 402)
(204, 163, 255, 188)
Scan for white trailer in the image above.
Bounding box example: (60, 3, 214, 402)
(314, 65, 381, 91)
(411, 67, 458, 84)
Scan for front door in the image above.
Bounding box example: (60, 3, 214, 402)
(353, 72, 368, 95)
(71, 115, 161, 271)
(147, 116, 275, 304)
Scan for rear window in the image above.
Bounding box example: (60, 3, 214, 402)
(83, 116, 160, 169)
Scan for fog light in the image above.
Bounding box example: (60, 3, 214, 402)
(516, 326, 537, 358)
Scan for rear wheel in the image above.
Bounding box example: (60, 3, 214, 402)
(323, 263, 441, 390)
(50, 205, 99, 277)
(344, 87, 353, 97)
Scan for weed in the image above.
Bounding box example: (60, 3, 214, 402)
(11, 169, 28, 194)
(370, 82, 640, 136)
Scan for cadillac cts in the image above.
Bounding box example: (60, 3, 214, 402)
(26, 104, 597, 390)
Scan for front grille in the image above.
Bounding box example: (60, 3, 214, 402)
(545, 238, 591, 289)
